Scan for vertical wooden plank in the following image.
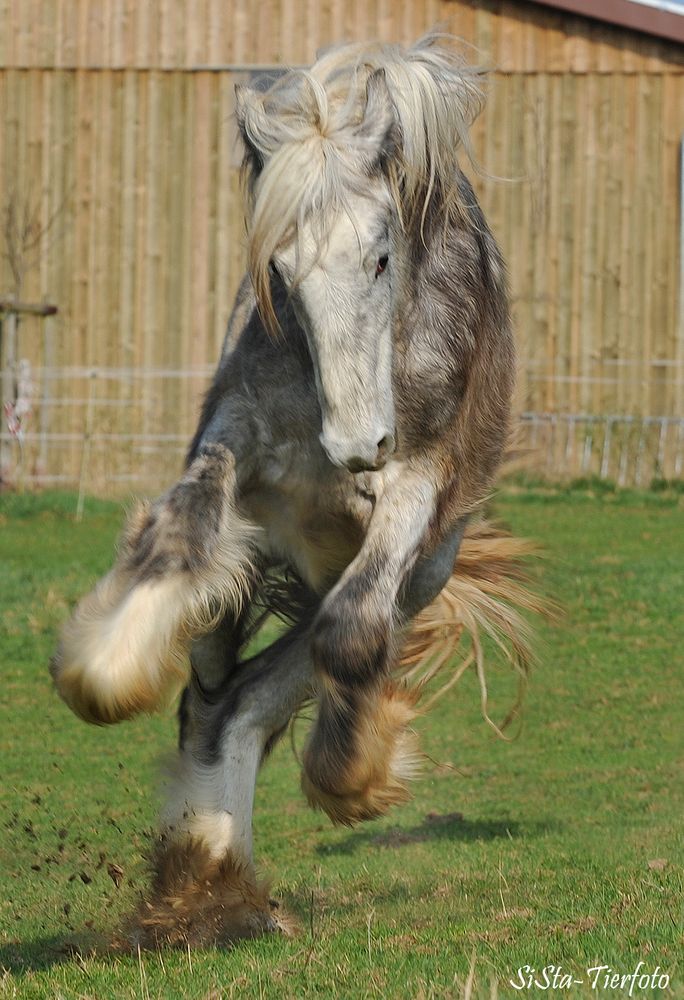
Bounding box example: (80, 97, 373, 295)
(106, 71, 123, 370)
(24, 69, 43, 304)
(650, 76, 671, 420)
(516, 73, 537, 415)
(0, 75, 7, 295)
(202, 72, 219, 413)
(134, 0, 150, 69)
(101, 0, 112, 68)
(14, 0, 27, 67)
(85, 69, 100, 368)
(117, 69, 135, 360)
(528, 72, 548, 416)
(75, 0, 89, 68)
(232, 0, 248, 65)
(158, 0, 171, 68)
(588, 75, 605, 418)
(187, 0, 206, 66)
(189, 72, 211, 375)
(177, 71, 194, 437)
(0, 0, 10, 66)
(306, 0, 321, 62)
(567, 75, 583, 420)
(142, 71, 161, 372)
(110, 0, 125, 67)
(86, 0, 104, 68)
(214, 74, 234, 354)
(641, 74, 658, 417)
(45, 72, 62, 471)
(132, 70, 148, 444)
(56, 0, 69, 68)
(544, 74, 562, 415)
(170, 68, 186, 372)
(502, 73, 529, 416)
(35, 0, 51, 68)
(208, 0, 224, 66)
(121, 0, 136, 69)
(72, 68, 91, 364)
(163, 70, 185, 451)
(578, 73, 597, 417)
(610, 73, 630, 417)
(625, 74, 644, 416)
(665, 76, 684, 420)
(545, 7, 567, 74)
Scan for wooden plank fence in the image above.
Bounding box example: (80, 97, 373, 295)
(1, 1, 683, 492)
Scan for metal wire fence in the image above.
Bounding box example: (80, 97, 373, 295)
(2, 365, 683, 497)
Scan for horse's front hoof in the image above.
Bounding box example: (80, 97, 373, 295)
(302, 682, 422, 826)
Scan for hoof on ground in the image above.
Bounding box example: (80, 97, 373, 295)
(128, 839, 295, 948)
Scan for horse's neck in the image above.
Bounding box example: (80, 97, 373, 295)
(394, 174, 505, 349)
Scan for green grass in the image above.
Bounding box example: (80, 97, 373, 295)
(1, 487, 682, 998)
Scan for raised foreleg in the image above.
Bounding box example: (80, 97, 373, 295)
(51, 444, 256, 724)
(302, 466, 463, 821)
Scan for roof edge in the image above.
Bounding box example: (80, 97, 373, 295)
(524, 0, 684, 45)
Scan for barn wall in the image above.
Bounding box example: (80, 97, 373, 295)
(0, 0, 683, 491)
(2, 0, 683, 72)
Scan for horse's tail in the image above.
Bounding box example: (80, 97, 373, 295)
(50, 445, 257, 725)
(396, 519, 550, 733)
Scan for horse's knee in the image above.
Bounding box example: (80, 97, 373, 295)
(124, 444, 242, 582)
(312, 583, 392, 689)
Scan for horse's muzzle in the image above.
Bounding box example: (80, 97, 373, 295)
(321, 430, 396, 473)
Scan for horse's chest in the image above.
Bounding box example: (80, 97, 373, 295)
(243, 444, 375, 594)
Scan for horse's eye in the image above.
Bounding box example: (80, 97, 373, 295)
(269, 261, 280, 280)
(375, 254, 389, 277)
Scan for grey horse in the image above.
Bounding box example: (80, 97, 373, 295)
(51, 36, 538, 944)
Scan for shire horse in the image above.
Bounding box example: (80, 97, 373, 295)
(51, 36, 539, 944)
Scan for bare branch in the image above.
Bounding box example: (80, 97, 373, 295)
(1, 185, 72, 298)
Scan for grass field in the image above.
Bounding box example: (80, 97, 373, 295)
(1, 485, 682, 999)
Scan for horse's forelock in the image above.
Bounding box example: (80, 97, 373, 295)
(239, 35, 487, 333)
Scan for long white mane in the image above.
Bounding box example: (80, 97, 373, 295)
(235, 35, 487, 331)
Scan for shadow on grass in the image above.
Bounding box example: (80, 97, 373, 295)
(317, 813, 560, 856)
(0, 931, 113, 974)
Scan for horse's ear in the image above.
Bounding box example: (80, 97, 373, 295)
(356, 69, 401, 170)
(235, 84, 265, 177)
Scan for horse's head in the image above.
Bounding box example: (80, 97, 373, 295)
(236, 70, 399, 472)
(236, 38, 485, 473)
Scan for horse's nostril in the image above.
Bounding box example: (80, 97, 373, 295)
(377, 434, 395, 458)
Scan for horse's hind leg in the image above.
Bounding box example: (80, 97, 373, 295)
(136, 620, 315, 947)
(50, 444, 256, 725)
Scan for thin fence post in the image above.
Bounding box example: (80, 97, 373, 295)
(634, 419, 647, 487)
(581, 424, 593, 473)
(600, 419, 613, 480)
(0, 308, 18, 483)
(38, 314, 55, 480)
(76, 371, 96, 521)
(655, 418, 667, 480)
(0, 310, 5, 477)
(675, 421, 684, 479)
